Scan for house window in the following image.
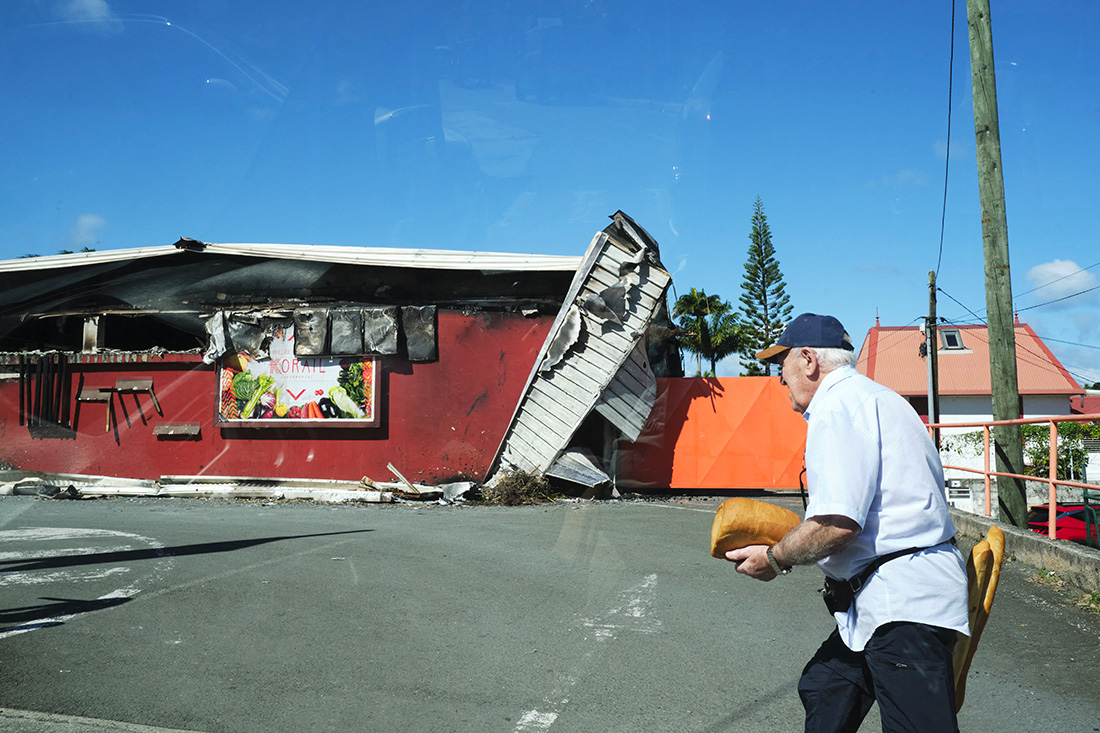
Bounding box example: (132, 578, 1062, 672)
(940, 328, 965, 350)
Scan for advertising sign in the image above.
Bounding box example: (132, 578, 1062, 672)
(217, 323, 379, 427)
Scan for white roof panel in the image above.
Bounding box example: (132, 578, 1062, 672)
(0, 241, 582, 273)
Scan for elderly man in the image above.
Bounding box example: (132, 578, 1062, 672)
(727, 313, 969, 732)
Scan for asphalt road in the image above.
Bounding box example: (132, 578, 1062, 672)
(1, 494, 1098, 732)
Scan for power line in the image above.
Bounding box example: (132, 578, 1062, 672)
(1032, 334, 1100, 351)
(937, 0, 954, 277)
(1014, 260, 1100, 300)
(940, 263, 1099, 324)
(936, 287, 985, 324)
(1016, 284, 1100, 312)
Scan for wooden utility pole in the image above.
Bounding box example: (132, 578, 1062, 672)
(966, 0, 1028, 527)
(927, 271, 940, 448)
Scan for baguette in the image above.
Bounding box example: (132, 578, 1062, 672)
(952, 526, 1005, 712)
(710, 497, 801, 558)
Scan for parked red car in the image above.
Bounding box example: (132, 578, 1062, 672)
(1027, 504, 1099, 544)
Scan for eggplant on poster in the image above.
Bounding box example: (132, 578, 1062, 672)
(217, 323, 379, 427)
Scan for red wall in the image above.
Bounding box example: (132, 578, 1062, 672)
(0, 311, 550, 484)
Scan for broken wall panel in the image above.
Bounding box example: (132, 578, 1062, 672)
(363, 306, 399, 355)
(595, 342, 657, 442)
(227, 318, 268, 357)
(329, 308, 364, 355)
(293, 308, 327, 356)
(82, 316, 102, 354)
(546, 447, 610, 488)
(539, 304, 581, 373)
(402, 305, 437, 362)
(488, 212, 673, 483)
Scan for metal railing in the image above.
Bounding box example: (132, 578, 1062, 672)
(930, 413, 1100, 541)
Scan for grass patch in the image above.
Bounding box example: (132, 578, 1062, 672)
(1029, 569, 1100, 614)
(1073, 590, 1100, 614)
(1031, 569, 1066, 590)
(479, 470, 554, 506)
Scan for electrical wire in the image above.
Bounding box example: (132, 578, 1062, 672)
(936, 287, 984, 324)
(1016, 284, 1100, 313)
(938, 323, 1073, 378)
(1032, 335, 1100, 351)
(935, 0, 956, 278)
(946, 261, 1100, 323)
(1013, 260, 1100, 300)
(860, 317, 926, 363)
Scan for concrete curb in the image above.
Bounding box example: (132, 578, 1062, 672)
(0, 482, 395, 504)
(950, 507, 1100, 593)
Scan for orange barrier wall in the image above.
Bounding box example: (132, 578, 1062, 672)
(620, 377, 807, 490)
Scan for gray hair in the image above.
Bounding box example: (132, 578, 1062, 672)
(811, 346, 858, 371)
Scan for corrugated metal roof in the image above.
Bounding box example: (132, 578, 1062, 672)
(0, 241, 582, 273)
(858, 323, 1081, 396)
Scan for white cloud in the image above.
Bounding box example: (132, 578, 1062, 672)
(55, 0, 113, 21)
(856, 263, 905, 278)
(71, 214, 106, 248)
(1025, 259, 1098, 306)
(54, 0, 123, 34)
(867, 169, 927, 189)
(934, 137, 970, 161)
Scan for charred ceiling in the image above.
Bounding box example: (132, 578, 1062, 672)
(0, 249, 575, 353)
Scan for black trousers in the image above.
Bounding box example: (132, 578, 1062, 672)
(798, 622, 960, 733)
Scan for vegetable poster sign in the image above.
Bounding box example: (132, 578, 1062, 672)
(217, 324, 379, 427)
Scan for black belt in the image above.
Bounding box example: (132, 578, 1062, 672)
(821, 537, 957, 614)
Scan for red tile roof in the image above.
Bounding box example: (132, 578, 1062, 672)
(1071, 394, 1100, 415)
(857, 322, 1082, 396)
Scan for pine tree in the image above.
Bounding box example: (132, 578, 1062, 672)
(738, 197, 793, 376)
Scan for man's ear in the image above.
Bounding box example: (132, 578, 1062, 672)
(802, 348, 822, 380)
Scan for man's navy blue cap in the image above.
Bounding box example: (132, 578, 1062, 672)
(756, 313, 854, 364)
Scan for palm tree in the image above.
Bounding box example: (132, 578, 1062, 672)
(708, 309, 747, 375)
(673, 288, 736, 376)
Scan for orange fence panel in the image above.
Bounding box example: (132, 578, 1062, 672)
(620, 377, 807, 490)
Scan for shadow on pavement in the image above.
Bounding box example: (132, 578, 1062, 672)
(0, 529, 375, 573)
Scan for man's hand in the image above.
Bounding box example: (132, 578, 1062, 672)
(724, 544, 777, 581)
(722, 515, 860, 583)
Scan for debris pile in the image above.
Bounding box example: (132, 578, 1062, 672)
(478, 470, 553, 506)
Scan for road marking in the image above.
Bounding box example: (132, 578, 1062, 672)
(513, 573, 661, 732)
(637, 502, 715, 514)
(582, 572, 662, 637)
(0, 545, 136, 560)
(0, 527, 171, 640)
(0, 566, 131, 586)
(514, 710, 558, 731)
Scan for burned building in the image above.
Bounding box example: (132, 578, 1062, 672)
(0, 212, 680, 493)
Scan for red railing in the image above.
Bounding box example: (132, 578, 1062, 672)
(930, 413, 1100, 540)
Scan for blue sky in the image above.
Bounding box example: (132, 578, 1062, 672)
(2, 1, 1098, 384)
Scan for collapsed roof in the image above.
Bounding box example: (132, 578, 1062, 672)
(487, 211, 676, 488)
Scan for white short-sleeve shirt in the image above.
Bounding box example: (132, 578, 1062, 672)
(803, 365, 969, 651)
